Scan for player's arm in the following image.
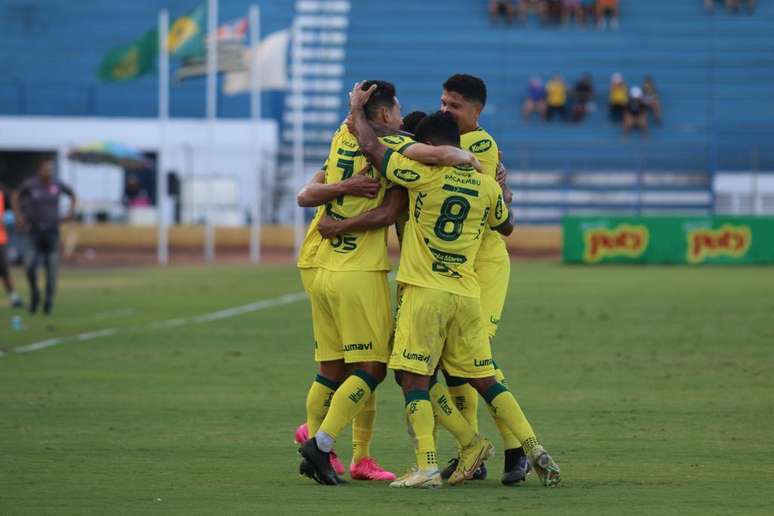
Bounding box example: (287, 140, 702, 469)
(348, 82, 389, 172)
(317, 186, 408, 238)
(496, 151, 514, 205)
(401, 143, 482, 172)
(11, 185, 27, 230)
(296, 166, 379, 208)
(487, 179, 514, 237)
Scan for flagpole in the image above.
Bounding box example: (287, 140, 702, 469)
(205, 0, 218, 254)
(249, 4, 261, 263)
(292, 19, 304, 258)
(157, 9, 170, 265)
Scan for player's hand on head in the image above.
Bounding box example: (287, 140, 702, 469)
(349, 81, 376, 110)
(317, 214, 343, 238)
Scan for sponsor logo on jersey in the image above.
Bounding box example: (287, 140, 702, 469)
(427, 245, 467, 264)
(583, 224, 649, 263)
(686, 224, 751, 264)
(469, 139, 492, 153)
(394, 169, 420, 182)
(381, 135, 405, 145)
(495, 195, 503, 220)
(402, 349, 431, 363)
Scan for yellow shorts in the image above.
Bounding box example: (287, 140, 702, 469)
(299, 267, 318, 294)
(476, 254, 510, 338)
(389, 285, 495, 379)
(310, 269, 392, 364)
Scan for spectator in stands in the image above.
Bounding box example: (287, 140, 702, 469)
(571, 73, 595, 122)
(623, 86, 648, 137)
(517, 0, 546, 23)
(705, 0, 755, 14)
(642, 76, 662, 125)
(490, 0, 517, 24)
(522, 77, 547, 123)
(596, 0, 620, 30)
(561, 0, 586, 26)
(401, 110, 427, 134)
(123, 174, 151, 207)
(544, 0, 563, 25)
(608, 72, 628, 123)
(545, 74, 568, 121)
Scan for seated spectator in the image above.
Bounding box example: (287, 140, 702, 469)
(522, 77, 547, 122)
(543, 0, 563, 25)
(401, 111, 427, 134)
(608, 72, 628, 123)
(571, 73, 595, 122)
(545, 74, 568, 121)
(705, 0, 755, 14)
(642, 76, 662, 125)
(596, 0, 620, 30)
(490, 0, 516, 24)
(624, 86, 648, 137)
(518, 0, 546, 23)
(561, 0, 586, 26)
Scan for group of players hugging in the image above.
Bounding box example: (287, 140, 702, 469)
(293, 74, 561, 489)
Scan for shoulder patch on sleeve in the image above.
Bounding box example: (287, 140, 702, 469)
(469, 138, 493, 154)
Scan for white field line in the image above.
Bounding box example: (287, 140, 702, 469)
(3, 291, 307, 357)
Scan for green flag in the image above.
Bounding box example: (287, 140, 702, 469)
(98, 28, 159, 81)
(167, 2, 207, 59)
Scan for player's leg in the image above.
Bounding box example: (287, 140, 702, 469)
(0, 244, 22, 307)
(42, 230, 59, 314)
(302, 271, 392, 484)
(24, 233, 41, 313)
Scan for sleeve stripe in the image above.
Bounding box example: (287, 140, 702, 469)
(381, 148, 394, 178)
(397, 142, 416, 154)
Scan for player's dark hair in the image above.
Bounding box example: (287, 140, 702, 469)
(361, 80, 397, 121)
(413, 111, 460, 147)
(401, 111, 427, 134)
(443, 74, 487, 106)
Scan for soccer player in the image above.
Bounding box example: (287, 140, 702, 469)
(349, 83, 561, 488)
(12, 157, 76, 315)
(0, 185, 23, 308)
(299, 81, 483, 485)
(439, 74, 531, 485)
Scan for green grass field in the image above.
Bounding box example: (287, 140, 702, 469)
(1, 262, 773, 515)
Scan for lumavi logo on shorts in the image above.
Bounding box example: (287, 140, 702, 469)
(394, 169, 420, 182)
(402, 349, 431, 363)
(343, 342, 373, 352)
(469, 139, 492, 153)
(474, 358, 493, 367)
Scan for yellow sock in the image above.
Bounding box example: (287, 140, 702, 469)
(489, 367, 522, 450)
(318, 370, 378, 442)
(483, 382, 540, 453)
(429, 382, 476, 448)
(305, 374, 339, 437)
(405, 390, 437, 470)
(446, 377, 478, 451)
(352, 391, 376, 462)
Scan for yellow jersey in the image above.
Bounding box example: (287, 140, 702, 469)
(380, 148, 510, 298)
(460, 127, 507, 263)
(315, 124, 415, 272)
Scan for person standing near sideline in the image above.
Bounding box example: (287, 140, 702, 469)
(12, 157, 76, 315)
(0, 184, 23, 308)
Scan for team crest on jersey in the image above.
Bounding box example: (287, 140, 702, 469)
(381, 135, 405, 145)
(469, 139, 492, 153)
(394, 169, 420, 182)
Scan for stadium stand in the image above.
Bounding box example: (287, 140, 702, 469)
(1, 0, 773, 223)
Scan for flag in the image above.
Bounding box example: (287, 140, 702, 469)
(167, 2, 207, 59)
(174, 16, 249, 82)
(223, 29, 290, 95)
(98, 28, 159, 81)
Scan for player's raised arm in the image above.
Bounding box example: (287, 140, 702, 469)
(349, 82, 389, 172)
(317, 186, 408, 238)
(297, 165, 380, 208)
(401, 143, 482, 172)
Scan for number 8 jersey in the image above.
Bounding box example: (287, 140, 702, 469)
(315, 123, 415, 272)
(380, 148, 510, 298)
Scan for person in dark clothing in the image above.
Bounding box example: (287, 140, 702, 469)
(623, 86, 648, 138)
(12, 157, 77, 315)
(571, 73, 595, 123)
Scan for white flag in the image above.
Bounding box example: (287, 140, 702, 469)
(223, 29, 289, 95)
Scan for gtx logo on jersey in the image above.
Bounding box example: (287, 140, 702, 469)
(687, 224, 751, 264)
(394, 169, 420, 182)
(583, 224, 649, 263)
(343, 342, 373, 352)
(469, 139, 492, 153)
(402, 349, 431, 364)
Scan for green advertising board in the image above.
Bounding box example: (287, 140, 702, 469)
(563, 216, 774, 265)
